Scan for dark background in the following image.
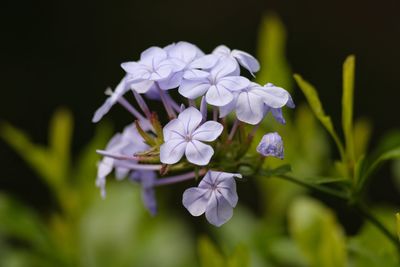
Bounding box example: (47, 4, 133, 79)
(1, 0, 399, 220)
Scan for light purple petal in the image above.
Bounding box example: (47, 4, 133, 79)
(182, 187, 211, 216)
(219, 98, 237, 118)
(212, 45, 231, 56)
(205, 85, 234, 107)
(231, 49, 260, 74)
(205, 193, 234, 227)
(178, 79, 211, 99)
(177, 107, 203, 134)
(183, 69, 210, 80)
(190, 54, 219, 69)
(216, 177, 238, 207)
(236, 91, 265, 125)
(210, 57, 238, 80)
(252, 86, 289, 109)
(192, 121, 223, 142)
(140, 46, 167, 66)
(160, 139, 187, 164)
(130, 80, 154, 93)
(218, 76, 250, 91)
(92, 97, 114, 123)
(271, 108, 286, 124)
(185, 140, 214, 166)
(157, 71, 183, 90)
(167, 41, 201, 64)
(256, 132, 284, 159)
(163, 119, 185, 141)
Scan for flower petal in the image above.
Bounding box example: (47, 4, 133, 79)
(183, 69, 210, 80)
(271, 108, 286, 124)
(218, 76, 250, 91)
(205, 193, 234, 227)
(190, 54, 219, 69)
(231, 49, 260, 74)
(130, 80, 154, 93)
(163, 118, 185, 141)
(158, 71, 183, 90)
(236, 91, 265, 125)
(219, 97, 237, 118)
(185, 140, 214, 166)
(168, 41, 200, 64)
(205, 85, 234, 107)
(160, 139, 187, 164)
(252, 86, 289, 109)
(216, 176, 238, 207)
(210, 57, 238, 80)
(192, 121, 223, 142)
(178, 79, 211, 99)
(177, 107, 203, 134)
(182, 187, 211, 216)
(212, 45, 231, 56)
(140, 46, 167, 66)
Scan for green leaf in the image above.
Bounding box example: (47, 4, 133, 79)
(49, 108, 73, 182)
(0, 122, 57, 188)
(288, 197, 347, 267)
(256, 13, 292, 91)
(227, 244, 250, 267)
(260, 164, 292, 177)
(342, 55, 356, 163)
(198, 236, 225, 267)
(396, 213, 400, 241)
(293, 74, 345, 160)
(353, 118, 372, 160)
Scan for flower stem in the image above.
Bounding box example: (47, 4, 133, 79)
(228, 119, 240, 142)
(155, 169, 206, 186)
(132, 90, 152, 119)
(156, 85, 177, 119)
(117, 97, 147, 122)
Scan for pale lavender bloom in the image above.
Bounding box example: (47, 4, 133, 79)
(213, 45, 260, 76)
(219, 82, 292, 125)
(96, 123, 150, 198)
(121, 46, 185, 92)
(92, 77, 130, 123)
(179, 59, 250, 107)
(160, 107, 223, 166)
(158, 41, 218, 89)
(256, 132, 284, 159)
(182, 171, 242, 227)
(263, 83, 295, 124)
(130, 170, 158, 216)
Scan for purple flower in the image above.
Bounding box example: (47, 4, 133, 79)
(256, 132, 284, 159)
(182, 171, 242, 227)
(213, 45, 260, 76)
(160, 107, 223, 166)
(96, 123, 151, 198)
(178, 59, 250, 106)
(263, 83, 295, 124)
(121, 46, 185, 92)
(130, 170, 158, 216)
(219, 82, 293, 125)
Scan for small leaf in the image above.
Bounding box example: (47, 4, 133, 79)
(227, 244, 250, 267)
(342, 55, 356, 164)
(288, 197, 347, 267)
(293, 74, 345, 160)
(261, 164, 292, 177)
(198, 236, 225, 267)
(353, 118, 372, 160)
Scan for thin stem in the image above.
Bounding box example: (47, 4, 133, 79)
(188, 99, 196, 108)
(164, 91, 181, 113)
(247, 122, 261, 142)
(132, 90, 152, 119)
(213, 107, 218, 121)
(113, 161, 162, 171)
(117, 97, 147, 122)
(157, 85, 176, 119)
(228, 119, 240, 142)
(354, 202, 400, 253)
(155, 169, 206, 186)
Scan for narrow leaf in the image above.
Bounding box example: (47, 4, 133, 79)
(294, 74, 345, 160)
(342, 55, 356, 163)
(198, 236, 225, 267)
(396, 213, 400, 241)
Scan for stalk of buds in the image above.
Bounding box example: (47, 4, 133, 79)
(93, 41, 294, 226)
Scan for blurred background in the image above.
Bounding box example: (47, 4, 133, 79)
(1, 0, 400, 266)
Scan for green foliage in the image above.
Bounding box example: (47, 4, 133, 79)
(288, 197, 347, 267)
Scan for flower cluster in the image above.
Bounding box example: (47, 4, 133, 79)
(93, 41, 293, 226)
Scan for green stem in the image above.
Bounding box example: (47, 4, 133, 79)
(274, 174, 348, 200)
(354, 202, 400, 253)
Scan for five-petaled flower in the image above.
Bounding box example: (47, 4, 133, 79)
(182, 171, 242, 227)
(160, 107, 223, 166)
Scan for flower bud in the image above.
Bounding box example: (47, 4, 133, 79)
(256, 132, 284, 159)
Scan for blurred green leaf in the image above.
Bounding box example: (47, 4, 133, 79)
(256, 13, 292, 91)
(0, 122, 57, 188)
(396, 213, 400, 241)
(293, 74, 345, 160)
(288, 197, 347, 267)
(342, 55, 356, 163)
(260, 164, 292, 177)
(227, 244, 250, 267)
(348, 207, 399, 267)
(353, 118, 372, 160)
(49, 108, 73, 182)
(0, 193, 53, 255)
(198, 236, 225, 267)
